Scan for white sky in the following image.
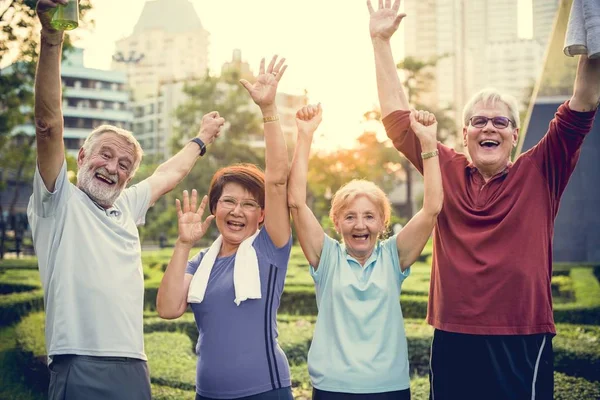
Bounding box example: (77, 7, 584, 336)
(72, 0, 533, 150)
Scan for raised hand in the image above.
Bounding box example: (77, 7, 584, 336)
(36, 0, 68, 31)
(240, 55, 288, 112)
(197, 111, 225, 146)
(367, 0, 406, 41)
(176, 190, 215, 247)
(295, 104, 323, 137)
(409, 109, 438, 150)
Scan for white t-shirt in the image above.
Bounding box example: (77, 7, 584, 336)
(27, 161, 151, 361)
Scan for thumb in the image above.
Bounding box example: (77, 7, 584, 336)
(239, 79, 252, 92)
(202, 215, 215, 231)
(394, 13, 407, 27)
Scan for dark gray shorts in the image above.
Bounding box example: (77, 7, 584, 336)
(48, 354, 151, 400)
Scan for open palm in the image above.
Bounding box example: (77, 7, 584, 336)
(240, 55, 287, 109)
(368, 0, 406, 40)
(176, 190, 214, 245)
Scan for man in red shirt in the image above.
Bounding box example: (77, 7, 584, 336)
(368, 1, 599, 399)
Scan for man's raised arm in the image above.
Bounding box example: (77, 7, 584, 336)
(569, 55, 600, 113)
(368, 0, 410, 119)
(34, 0, 69, 192)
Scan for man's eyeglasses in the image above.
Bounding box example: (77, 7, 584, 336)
(218, 196, 261, 212)
(469, 116, 514, 129)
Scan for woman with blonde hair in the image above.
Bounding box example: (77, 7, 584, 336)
(288, 104, 443, 399)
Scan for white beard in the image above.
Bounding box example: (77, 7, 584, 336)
(76, 163, 124, 207)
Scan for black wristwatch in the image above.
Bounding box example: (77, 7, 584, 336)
(190, 138, 207, 156)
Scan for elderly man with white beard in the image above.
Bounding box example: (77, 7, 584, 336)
(26, 1, 224, 399)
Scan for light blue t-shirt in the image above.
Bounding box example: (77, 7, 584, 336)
(308, 233, 410, 393)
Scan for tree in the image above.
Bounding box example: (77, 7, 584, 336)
(138, 69, 265, 242)
(306, 123, 404, 234)
(0, 0, 92, 258)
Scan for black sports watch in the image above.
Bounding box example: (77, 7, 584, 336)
(190, 138, 207, 157)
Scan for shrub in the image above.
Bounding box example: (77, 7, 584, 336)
(554, 268, 600, 324)
(554, 323, 600, 382)
(145, 332, 197, 390)
(554, 372, 600, 399)
(14, 312, 48, 393)
(0, 289, 44, 325)
(151, 384, 194, 400)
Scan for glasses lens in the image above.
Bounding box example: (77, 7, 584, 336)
(242, 201, 259, 211)
(492, 117, 510, 129)
(220, 198, 237, 209)
(471, 116, 488, 127)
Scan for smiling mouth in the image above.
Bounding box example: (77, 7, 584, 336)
(479, 139, 500, 148)
(227, 221, 245, 229)
(352, 234, 369, 241)
(95, 173, 115, 185)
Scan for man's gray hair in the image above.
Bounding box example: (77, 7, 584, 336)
(462, 88, 521, 129)
(81, 125, 144, 177)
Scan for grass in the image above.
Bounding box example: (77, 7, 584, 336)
(2, 247, 600, 399)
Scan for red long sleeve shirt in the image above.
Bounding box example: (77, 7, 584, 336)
(383, 102, 596, 335)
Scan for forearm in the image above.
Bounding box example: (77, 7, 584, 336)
(421, 151, 443, 217)
(152, 142, 200, 191)
(156, 240, 192, 319)
(35, 30, 65, 135)
(287, 134, 312, 210)
(570, 55, 600, 112)
(262, 106, 289, 187)
(372, 38, 409, 118)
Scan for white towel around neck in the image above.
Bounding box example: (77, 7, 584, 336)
(187, 230, 261, 306)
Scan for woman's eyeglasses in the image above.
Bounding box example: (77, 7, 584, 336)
(469, 116, 514, 129)
(218, 196, 260, 212)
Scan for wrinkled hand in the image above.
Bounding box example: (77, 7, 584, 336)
(36, 0, 68, 32)
(197, 111, 225, 146)
(367, 0, 406, 41)
(176, 190, 214, 246)
(240, 55, 287, 111)
(296, 104, 323, 137)
(409, 109, 438, 149)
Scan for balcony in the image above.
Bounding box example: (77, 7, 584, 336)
(63, 106, 133, 122)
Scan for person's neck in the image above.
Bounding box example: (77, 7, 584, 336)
(219, 241, 240, 258)
(477, 163, 509, 183)
(347, 249, 374, 267)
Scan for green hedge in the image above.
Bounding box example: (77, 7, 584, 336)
(14, 313, 48, 393)
(554, 268, 600, 324)
(145, 332, 196, 390)
(554, 323, 600, 382)
(0, 289, 44, 325)
(151, 384, 195, 400)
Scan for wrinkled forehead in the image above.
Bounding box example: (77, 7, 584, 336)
(93, 132, 136, 160)
(338, 194, 381, 215)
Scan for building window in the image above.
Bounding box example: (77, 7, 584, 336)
(74, 80, 81, 89)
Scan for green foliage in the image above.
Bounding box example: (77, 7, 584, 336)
(554, 372, 600, 400)
(554, 323, 600, 382)
(0, 269, 41, 293)
(0, 289, 44, 324)
(0, 258, 38, 270)
(151, 384, 195, 400)
(145, 332, 196, 390)
(552, 274, 575, 304)
(554, 267, 600, 324)
(140, 70, 265, 241)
